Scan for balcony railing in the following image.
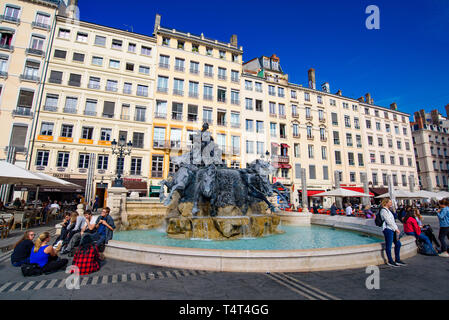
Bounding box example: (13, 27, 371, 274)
(68, 81, 81, 87)
(0, 44, 13, 52)
(204, 72, 213, 78)
(272, 155, 290, 163)
(189, 91, 198, 98)
(123, 88, 132, 94)
(187, 115, 198, 122)
(231, 122, 240, 128)
(204, 119, 213, 125)
(218, 74, 227, 81)
(0, 71, 8, 79)
(0, 15, 20, 24)
(279, 114, 286, 119)
(84, 110, 97, 116)
(307, 135, 315, 141)
(172, 113, 183, 121)
(159, 62, 169, 69)
(154, 112, 167, 119)
(32, 21, 50, 30)
(26, 48, 44, 57)
(170, 140, 182, 149)
(4, 146, 27, 153)
(137, 91, 148, 97)
(106, 86, 118, 92)
(306, 115, 313, 121)
(293, 133, 300, 138)
(231, 99, 240, 106)
(217, 121, 227, 127)
(270, 113, 277, 117)
(231, 77, 239, 83)
(63, 108, 77, 114)
(12, 108, 33, 117)
(174, 65, 185, 72)
(321, 137, 328, 142)
(173, 89, 184, 96)
(88, 83, 101, 90)
(102, 113, 114, 119)
(157, 87, 168, 93)
(153, 140, 169, 149)
(44, 105, 57, 112)
(319, 118, 326, 123)
(134, 116, 146, 122)
(120, 114, 130, 120)
(190, 68, 199, 74)
(217, 97, 226, 103)
(203, 94, 213, 101)
(292, 113, 299, 118)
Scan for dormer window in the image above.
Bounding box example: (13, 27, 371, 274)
(162, 37, 170, 46)
(219, 50, 225, 59)
(272, 60, 279, 70)
(206, 47, 212, 56)
(177, 40, 184, 50)
(192, 44, 199, 52)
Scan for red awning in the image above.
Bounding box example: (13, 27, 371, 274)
(281, 144, 290, 148)
(342, 187, 374, 196)
(307, 190, 325, 197)
(271, 142, 280, 147)
(280, 164, 292, 169)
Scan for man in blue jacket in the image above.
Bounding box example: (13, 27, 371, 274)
(91, 207, 116, 247)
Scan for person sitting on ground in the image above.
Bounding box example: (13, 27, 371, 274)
(71, 234, 102, 276)
(11, 231, 35, 267)
(414, 208, 440, 249)
(62, 211, 96, 255)
(52, 212, 71, 246)
(379, 198, 406, 267)
(13, 198, 21, 209)
(91, 207, 115, 248)
(437, 199, 449, 257)
(62, 212, 85, 247)
(364, 205, 374, 219)
(345, 203, 353, 217)
(29, 232, 68, 274)
(403, 208, 437, 255)
(330, 203, 337, 216)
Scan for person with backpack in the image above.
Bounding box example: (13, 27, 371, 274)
(71, 234, 102, 275)
(403, 209, 437, 255)
(378, 198, 406, 267)
(437, 199, 449, 257)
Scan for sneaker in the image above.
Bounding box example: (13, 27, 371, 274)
(395, 260, 407, 266)
(386, 261, 400, 267)
(438, 252, 449, 257)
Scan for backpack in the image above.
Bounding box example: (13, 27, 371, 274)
(375, 209, 385, 227)
(416, 239, 438, 256)
(21, 263, 43, 277)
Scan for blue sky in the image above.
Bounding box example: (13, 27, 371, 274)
(78, 0, 449, 119)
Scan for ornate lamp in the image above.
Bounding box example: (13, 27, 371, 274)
(111, 137, 133, 187)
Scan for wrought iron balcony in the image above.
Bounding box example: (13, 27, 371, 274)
(32, 21, 50, 30)
(26, 48, 44, 57)
(12, 108, 33, 117)
(20, 74, 40, 82)
(0, 15, 20, 24)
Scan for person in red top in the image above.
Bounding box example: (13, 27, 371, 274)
(71, 234, 101, 276)
(403, 208, 437, 255)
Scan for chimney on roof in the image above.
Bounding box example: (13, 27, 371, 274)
(230, 34, 238, 47)
(321, 82, 330, 93)
(308, 68, 316, 90)
(365, 93, 373, 104)
(358, 97, 365, 103)
(445, 104, 449, 118)
(390, 102, 398, 111)
(154, 14, 161, 34)
(336, 90, 342, 96)
(431, 110, 439, 125)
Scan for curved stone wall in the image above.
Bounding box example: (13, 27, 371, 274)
(104, 215, 418, 272)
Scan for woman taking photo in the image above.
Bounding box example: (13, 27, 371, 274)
(29, 232, 68, 274)
(379, 198, 406, 267)
(11, 231, 35, 267)
(437, 199, 449, 257)
(403, 209, 437, 255)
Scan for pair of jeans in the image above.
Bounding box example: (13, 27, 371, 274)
(12, 257, 29, 267)
(91, 232, 106, 246)
(438, 227, 449, 253)
(383, 229, 401, 263)
(405, 232, 437, 254)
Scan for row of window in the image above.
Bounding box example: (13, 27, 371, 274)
(1, 4, 52, 29)
(371, 172, 411, 187)
(36, 150, 143, 175)
(43, 94, 148, 122)
(368, 153, 413, 166)
(157, 76, 240, 104)
(53, 49, 151, 75)
(365, 119, 409, 135)
(57, 28, 153, 57)
(38, 123, 145, 148)
(48, 70, 149, 96)
(159, 55, 239, 81)
(160, 36, 239, 62)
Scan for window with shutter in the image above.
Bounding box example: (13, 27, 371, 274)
(102, 101, 115, 118)
(68, 73, 81, 86)
(54, 50, 67, 59)
(10, 124, 27, 151)
(17, 89, 34, 108)
(49, 70, 63, 84)
(73, 52, 85, 62)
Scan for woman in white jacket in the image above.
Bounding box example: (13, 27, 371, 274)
(380, 198, 407, 267)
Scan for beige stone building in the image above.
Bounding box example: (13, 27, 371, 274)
(28, 15, 156, 203)
(151, 14, 243, 188)
(0, 0, 59, 166)
(411, 107, 449, 191)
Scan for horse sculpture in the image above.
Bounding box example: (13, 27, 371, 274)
(192, 164, 218, 216)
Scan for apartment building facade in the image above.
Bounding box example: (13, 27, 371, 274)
(412, 107, 449, 191)
(0, 0, 59, 167)
(28, 15, 156, 202)
(151, 14, 243, 186)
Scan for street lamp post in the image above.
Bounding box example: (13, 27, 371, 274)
(111, 137, 133, 188)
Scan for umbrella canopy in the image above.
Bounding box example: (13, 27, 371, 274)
(314, 188, 372, 198)
(375, 189, 427, 199)
(435, 191, 449, 200)
(0, 161, 52, 186)
(413, 190, 442, 199)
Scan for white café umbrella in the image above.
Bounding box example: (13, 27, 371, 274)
(413, 190, 442, 200)
(375, 189, 427, 199)
(314, 188, 373, 198)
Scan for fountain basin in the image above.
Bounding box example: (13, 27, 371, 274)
(105, 216, 418, 272)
